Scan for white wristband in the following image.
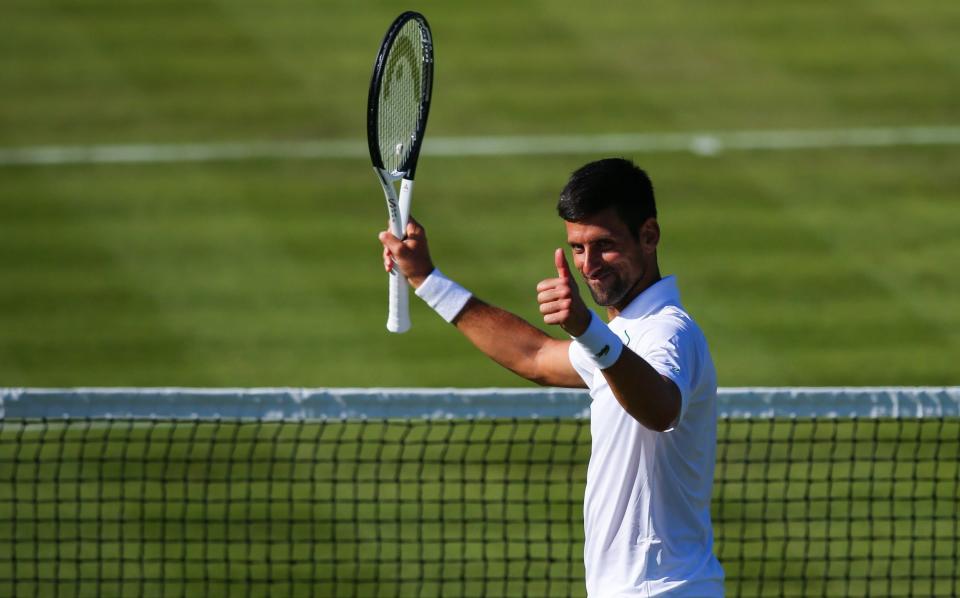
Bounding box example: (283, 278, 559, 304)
(414, 268, 473, 323)
(572, 312, 623, 369)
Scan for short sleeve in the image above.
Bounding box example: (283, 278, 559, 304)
(634, 321, 697, 429)
(567, 340, 595, 387)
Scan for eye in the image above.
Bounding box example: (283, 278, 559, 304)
(570, 244, 584, 254)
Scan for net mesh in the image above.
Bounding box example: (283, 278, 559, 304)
(0, 388, 958, 597)
(377, 19, 427, 174)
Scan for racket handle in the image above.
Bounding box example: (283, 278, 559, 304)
(386, 177, 414, 334)
(387, 268, 411, 333)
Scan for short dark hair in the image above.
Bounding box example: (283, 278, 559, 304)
(557, 158, 656, 237)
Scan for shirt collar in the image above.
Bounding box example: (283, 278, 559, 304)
(613, 275, 681, 322)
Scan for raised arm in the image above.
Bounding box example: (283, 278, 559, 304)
(535, 248, 681, 431)
(378, 218, 584, 388)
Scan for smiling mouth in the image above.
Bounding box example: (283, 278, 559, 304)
(588, 272, 614, 283)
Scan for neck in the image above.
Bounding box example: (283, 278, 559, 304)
(606, 265, 661, 320)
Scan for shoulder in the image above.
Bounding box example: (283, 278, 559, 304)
(622, 305, 703, 350)
(622, 306, 711, 390)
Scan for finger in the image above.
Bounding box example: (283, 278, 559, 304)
(542, 311, 567, 326)
(383, 245, 393, 272)
(405, 218, 421, 239)
(555, 248, 571, 279)
(537, 286, 571, 305)
(378, 230, 404, 254)
(536, 279, 556, 293)
(536, 277, 572, 293)
(539, 298, 571, 314)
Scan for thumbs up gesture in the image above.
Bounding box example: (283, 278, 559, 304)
(536, 248, 591, 337)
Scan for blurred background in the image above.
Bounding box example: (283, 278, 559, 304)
(2, 0, 958, 388)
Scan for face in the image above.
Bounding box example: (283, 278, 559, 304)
(565, 208, 658, 309)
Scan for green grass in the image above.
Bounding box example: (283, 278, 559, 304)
(1, 0, 959, 386)
(1, 417, 957, 597)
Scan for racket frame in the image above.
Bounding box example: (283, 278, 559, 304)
(366, 11, 434, 334)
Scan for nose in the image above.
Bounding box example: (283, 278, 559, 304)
(582, 247, 604, 277)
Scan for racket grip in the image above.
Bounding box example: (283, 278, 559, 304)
(387, 269, 411, 333)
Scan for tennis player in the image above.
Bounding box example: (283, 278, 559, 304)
(378, 158, 724, 597)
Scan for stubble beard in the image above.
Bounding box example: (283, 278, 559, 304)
(586, 272, 632, 307)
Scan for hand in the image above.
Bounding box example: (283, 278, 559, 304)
(378, 216, 435, 289)
(536, 248, 591, 337)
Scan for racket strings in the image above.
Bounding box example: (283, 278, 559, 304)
(378, 20, 426, 174)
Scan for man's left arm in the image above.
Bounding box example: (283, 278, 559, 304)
(537, 249, 680, 432)
(597, 350, 681, 432)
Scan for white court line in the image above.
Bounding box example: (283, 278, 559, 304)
(1, 125, 959, 166)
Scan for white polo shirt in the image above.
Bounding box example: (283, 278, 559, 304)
(568, 276, 724, 597)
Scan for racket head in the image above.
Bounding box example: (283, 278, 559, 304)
(366, 11, 434, 179)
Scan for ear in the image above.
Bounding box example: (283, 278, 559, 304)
(639, 218, 660, 253)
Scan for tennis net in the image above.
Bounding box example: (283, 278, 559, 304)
(0, 387, 957, 597)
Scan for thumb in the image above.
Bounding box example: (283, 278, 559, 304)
(379, 229, 404, 254)
(555, 248, 571, 279)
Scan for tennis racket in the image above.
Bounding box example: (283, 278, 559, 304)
(367, 11, 434, 333)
